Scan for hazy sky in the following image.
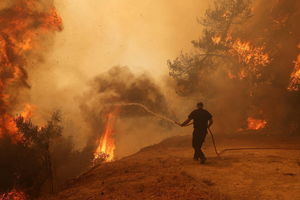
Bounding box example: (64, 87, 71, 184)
(49, 0, 210, 88)
(26, 0, 211, 146)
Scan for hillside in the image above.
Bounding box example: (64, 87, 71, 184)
(42, 134, 300, 200)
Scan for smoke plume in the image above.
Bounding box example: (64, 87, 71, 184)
(80, 66, 176, 158)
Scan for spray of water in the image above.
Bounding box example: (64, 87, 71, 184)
(112, 102, 178, 124)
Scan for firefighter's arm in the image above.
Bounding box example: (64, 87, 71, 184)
(179, 118, 192, 127)
(208, 118, 213, 128)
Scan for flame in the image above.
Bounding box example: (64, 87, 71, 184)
(0, 189, 27, 200)
(0, 104, 35, 143)
(287, 54, 300, 91)
(227, 69, 246, 80)
(247, 117, 267, 130)
(94, 108, 120, 163)
(20, 104, 35, 120)
(210, 35, 270, 80)
(230, 39, 270, 67)
(211, 35, 221, 44)
(0, 1, 62, 141)
(222, 38, 270, 80)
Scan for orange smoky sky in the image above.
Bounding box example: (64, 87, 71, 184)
(49, 0, 210, 85)
(26, 0, 210, 147)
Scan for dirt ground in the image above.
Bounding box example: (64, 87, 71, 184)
(42, 133, 300, 200)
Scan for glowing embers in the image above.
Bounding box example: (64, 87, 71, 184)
(288, 54, 300, 91)
(0, 189, 27, 200)
(247, 117, 267, 130)
(94, 108, 120, 163)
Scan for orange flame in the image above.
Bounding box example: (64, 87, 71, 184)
(287, 54, 300, 91)
(227, 69, 247, 80)
(94, 108, 120, 163)
(230, 39, 270, 67)
(247, 117, 267, 130)
(0, 189, 27, 200)
(211, 35, 221, 44)
(20, 104, 35, 120)
(0, 104, 35, 143)
(0, 1, 62, 142)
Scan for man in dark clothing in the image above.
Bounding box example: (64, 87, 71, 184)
(177, 102, 213, 164)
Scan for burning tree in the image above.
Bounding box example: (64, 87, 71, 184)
(0, 0, 62, 140)
(0, 111, 63, 198)
(168, 0, 255, 95)
(0, 0, 63, 198)
(168, 0, 300, 134)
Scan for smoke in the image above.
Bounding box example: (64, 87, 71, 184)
(23, 0, 212, 148)
(236, 0, 300, 133)
(0, 0, 65, 196)
(0, 0, 62, 140)
(3, 0, 299, 195)
(1, 0, 212, 191)
(79, 66, 177, 158)
(168, 0, 300, 134)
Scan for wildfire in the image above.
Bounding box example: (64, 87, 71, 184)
(0, 189, 27, 200)
(0, 1, 62, 141)
(94, 108, 120, 163)
(227, 69, 247, 80)
(247, 117, 267, 130)
(230, 39, 270, 67)
(287, 54, 300, 91)
(210, 35, 271, 80)
(211, 35, 270, 67)
(20, 104, 34, 120)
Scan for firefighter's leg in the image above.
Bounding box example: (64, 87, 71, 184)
(192, 130, 201, 160)
(199, 133, 207, 163)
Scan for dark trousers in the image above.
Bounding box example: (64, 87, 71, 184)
(192, 129, 207, 161)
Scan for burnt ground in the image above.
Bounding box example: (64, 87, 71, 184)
(41, 134, 300, 200)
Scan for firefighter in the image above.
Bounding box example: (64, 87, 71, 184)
(177, 102, 213, 164)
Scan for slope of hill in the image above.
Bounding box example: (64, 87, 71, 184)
(42, 134, 300, 200)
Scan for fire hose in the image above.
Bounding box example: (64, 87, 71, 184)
(185, 124, 300, 157)
(208, 128, 300, 157)
(113, 103, 300, 157)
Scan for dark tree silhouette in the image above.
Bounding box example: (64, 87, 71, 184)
(0, 111, 63, 198)
(168, 0, 255, 95)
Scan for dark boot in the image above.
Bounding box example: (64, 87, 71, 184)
(199, 149, 206, 164)
(193, 148, 200, 161)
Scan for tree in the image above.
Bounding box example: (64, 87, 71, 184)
(0, 111, 63, 198)
(168, 0, 257, 96)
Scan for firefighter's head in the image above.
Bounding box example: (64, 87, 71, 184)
(197, 102, 204, 109)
